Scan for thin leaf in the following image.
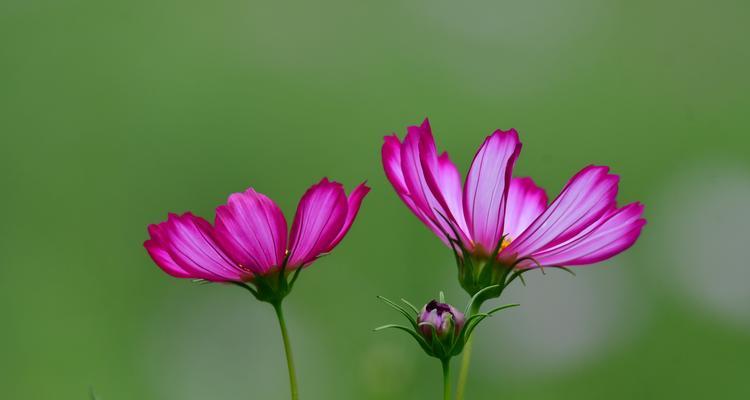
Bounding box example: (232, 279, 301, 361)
(486, 303, 520, 315)
(462, 314, 489, 341)
(378, 296, 419, 329)
(465, 284, 502, 315)
(547, 265, 577, 276)
(228, 281, 259, 299)
(505, 267, 536, 287)
(288, 266, 304, 289)
(401, 298, 420, 315)
(419, 321, 449, 355)
(375, 324, 432, 355)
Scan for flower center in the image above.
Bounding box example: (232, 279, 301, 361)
(500, 236, 512, 251)
(425, 300, 453, 316)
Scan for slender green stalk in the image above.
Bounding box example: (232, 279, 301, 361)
(442, 359, 451, 400)
(272, 302, 299, 400)
(455, 302, 481, 400)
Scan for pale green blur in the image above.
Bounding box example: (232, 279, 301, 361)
(1, 0, 749, 399)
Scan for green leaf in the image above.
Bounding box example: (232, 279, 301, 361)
(547, 265, 577, 276)
(375, 324, 432, 355)
(465, 284, 502, 315)
(462, 314, 490, 341)
(227, 281, 260, 300)
(505, 267, 536, 287)
(419, 322, 449, 356)
(401, 298, 420, 315)
(486, 303, 520, 315)
(287, 266, 304, 290)
(377, 296, 419, 330)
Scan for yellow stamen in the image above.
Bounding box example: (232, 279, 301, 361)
(500, 237, 512, 251)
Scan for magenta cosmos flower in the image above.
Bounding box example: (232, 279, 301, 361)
(145, 178, 368, 400)
(382, 119, 645, 298)
(144, 178, 369, 301)
(419, 300, 465, 342)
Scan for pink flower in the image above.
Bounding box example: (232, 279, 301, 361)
(144, 178, 370, 284)
(382, 119, 645, 278)
(418, 300, 466, 341)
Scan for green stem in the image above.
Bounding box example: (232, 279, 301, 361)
(455, 302, 481, 400)
(442, 358, 451, 400)
(273, 301, 299, 400)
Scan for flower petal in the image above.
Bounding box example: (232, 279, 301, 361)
(287, 179, 347, 267)
(503, 177, 548, 239)
(502, 165, 619, 258)
(326, 182, 371, 251)
(214, 188, 288, 275)
(463, 129, 522, 253)
(382, 134, 411, 197)
(382, 121, 452, 244)
(400, 120, 458, 243)
(420, 139, 471, 244)
(383, 134, 432, 226)
(530, 202, 646, 266)
(144, 232, 193, 278)
(148, 213, 243, 281)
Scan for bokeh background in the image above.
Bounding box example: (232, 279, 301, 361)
(2, 0, 749, 399)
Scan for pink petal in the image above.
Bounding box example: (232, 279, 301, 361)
(463, 129, 522, 253)
(503, 177, 548, 239)
(149, 213, 243, 281)
(382, 134, 411, 196)
(420, 140, 471, 244)
(382, 134, 433, 226)
(144, 235, 193, 278)
(502, 165, 619, 259)
(214, 188, 288, 276)
(327, 182, 371, 251)
(530, 202, 646, 266)
(400, 120, 442, 217)
(287, 179, 347, 267)
(381, 122, 451, 244)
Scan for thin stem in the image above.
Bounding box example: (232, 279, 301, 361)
(273, 301, 299, 400)
(442, 358, 451, 400)
(455, 302, 481, 400)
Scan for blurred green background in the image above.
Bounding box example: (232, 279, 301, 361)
(2, 0, 749, 398)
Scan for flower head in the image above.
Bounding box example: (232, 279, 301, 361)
(144, 178, 369, 302)
(376, 290, 517, 360)
(382, 119, 646, 299)
(418, 300, 465, 342)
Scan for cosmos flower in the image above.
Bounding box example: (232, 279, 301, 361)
(382, 119, 645, 296)
(418, 300, 465, 342)
(144, 178, 369, 291)
(145, 177, 368, 400)
(376, 289, 518, 399)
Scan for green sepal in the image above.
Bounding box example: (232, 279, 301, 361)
(418, 321, 453, 359)
(224, 266, 305, 304)
(486, 303, 520, 315)
(460, 313, 489, 341)
(377, 296, 420, 331)
(227, 281, 260, 300)
(374, 324, 433, 356)
(465, 284, 502, 315)
(401, 298, 420, 315)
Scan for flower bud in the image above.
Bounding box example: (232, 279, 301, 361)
(418, 300, 465, 343)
